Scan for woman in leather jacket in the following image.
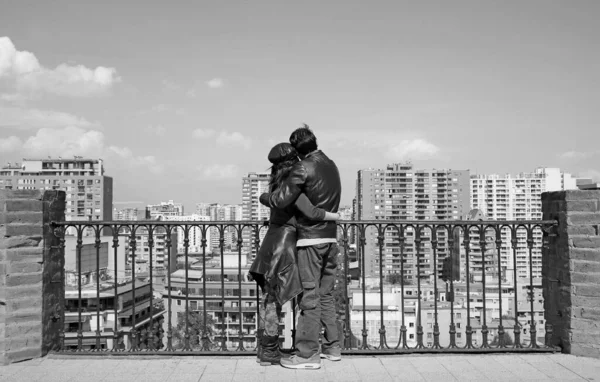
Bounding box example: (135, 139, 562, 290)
(249, 142, 339, 366)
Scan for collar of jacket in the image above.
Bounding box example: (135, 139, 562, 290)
(304, 149, 321, 159)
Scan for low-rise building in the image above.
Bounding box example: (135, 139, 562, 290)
(64, 282, 164, 350)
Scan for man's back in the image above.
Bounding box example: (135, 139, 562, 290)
(296, 150, 341, 240)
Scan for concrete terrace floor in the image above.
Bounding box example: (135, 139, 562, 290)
(1, 353, 600, 382)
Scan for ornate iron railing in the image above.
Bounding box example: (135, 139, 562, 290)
(51, 219, 558, 355)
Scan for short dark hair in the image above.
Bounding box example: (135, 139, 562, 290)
(289, 124, 318, 155)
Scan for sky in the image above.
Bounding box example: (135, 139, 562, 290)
(1, 0, 599, 211)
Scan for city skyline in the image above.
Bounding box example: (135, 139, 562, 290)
(2, 1, 599, 208)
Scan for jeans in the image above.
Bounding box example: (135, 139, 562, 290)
(259, 286, 282, 337)
(295, 243, 339, 358)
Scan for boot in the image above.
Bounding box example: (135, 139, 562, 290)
(259, 335, 281, 366)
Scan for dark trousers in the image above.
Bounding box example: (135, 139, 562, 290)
(295, 243, 339, 358)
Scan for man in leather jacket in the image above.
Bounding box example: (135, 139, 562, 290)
(259, 125, 342, 369)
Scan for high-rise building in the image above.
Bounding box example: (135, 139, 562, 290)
(147, 200, 184, 220)
(195, 202, 212, 217)
(355, 163, 470, 278)
(195, 203, 244, 251)
(114, 207, 140, 221)
(469, 167, 578, 280)
(0, 158, 113, 230)
(241, 172, 271, 256)
(164, 214, 212, 254)
(124, 228, 178, 273)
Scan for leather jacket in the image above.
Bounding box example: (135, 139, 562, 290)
(260, 150, 341, 240)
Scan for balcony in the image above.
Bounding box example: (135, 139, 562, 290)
(2, 189, 600, 369)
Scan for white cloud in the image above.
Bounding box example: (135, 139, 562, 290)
(0, 106, 97, 129)
(186, 89, 197, 98)
(559, 150, 597, 160)
(107, 146, 164, 174)
(0, 36, 120, 97)
(0, 136, 23, 152)
(216, 131, 251, 150)
(197, 164, 239, 179)
(3, 126, 163, 174)
(206, 78, 224, 89)
(192, 128, 216, 139)
(319, 129, 440, 161)
(149, 104, 186, 115)
(146, 125, 166, 136)
(21, 126, 105, 157)
(161, 79, 181, 91)
(386, 139, 440, 161)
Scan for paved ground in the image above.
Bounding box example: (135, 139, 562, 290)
(1, 353, 599, 381)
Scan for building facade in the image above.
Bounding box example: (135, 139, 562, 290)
(162, 265, 294, 350)
(241, 172, 271, 256)
(114, 207, 141, 221)
(195, 203, 244, 252)
(0, 158, 113, 228)
(470, 167, 577, 280)
(164, 214, 212, 254)
(64, 282, 163, 350)
(355, 163, 470, 278)
(147, 200, 184, 220)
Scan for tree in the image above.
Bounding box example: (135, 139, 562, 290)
(138, 316, 165, 350)
(385, 272, 413, 285)
(490, 331, 514, 346)
(172, 311, 216, 350)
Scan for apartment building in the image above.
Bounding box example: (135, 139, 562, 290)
(0, 158, 113, 227)
(63, 282, 163, 350)
(123, 228, 178, 274)
(162, 261, 294, 350)
(470, 167, 577, 280)
(355, 163, 470, 278)
(147, 200, 184, 219)
(241, 172, 271, 257)
(114, 207, 141, 221)
(64, 235, 129, 285)
(195, 203, 244, 252)
(163, 214, 212, 254)
(349, 290, 469, 349)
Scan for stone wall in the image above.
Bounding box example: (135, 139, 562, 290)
(542, 190, 600, 359)
(0, 190, 65, 365)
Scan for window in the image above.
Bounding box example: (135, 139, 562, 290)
(177, 300, 181, 306)
(457, 333, 462, 338)
(409, 322, 414, 328)
(409, 334, 414, 339)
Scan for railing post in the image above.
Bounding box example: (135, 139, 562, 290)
(0, 190, 65, 365)
(542, 190, 600, 359)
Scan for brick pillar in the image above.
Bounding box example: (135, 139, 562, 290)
(0, 190, 65, 365)
(542, 190, 600, 359)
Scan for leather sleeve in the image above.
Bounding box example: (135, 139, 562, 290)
(294, 193, 326, 220)
(259, 162, 307, 209)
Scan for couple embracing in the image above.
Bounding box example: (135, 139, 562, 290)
(249, 125, 342, 370)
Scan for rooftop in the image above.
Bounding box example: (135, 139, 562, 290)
(1, 354, 598, 381)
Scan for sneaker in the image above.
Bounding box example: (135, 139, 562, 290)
(320, 346, 342, 361)
(280, 353, 321, 369)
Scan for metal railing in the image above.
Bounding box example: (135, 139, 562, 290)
(51, 219, 558, 355)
